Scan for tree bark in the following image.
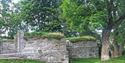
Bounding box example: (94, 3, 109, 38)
(101, 0, 114, 61)
(111, 29, 124, 58)
(118, 43, 124, 56)
(101, 29, 111, 61)
(111, 42, 119, 58)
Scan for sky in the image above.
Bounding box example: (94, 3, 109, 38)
(12, 0, 20, 3)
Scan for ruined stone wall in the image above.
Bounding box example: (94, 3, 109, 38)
(0, 31, 99, 63)
(0, 39, 99, 62)
(21, 38, 69, 63)
(0, 40, 16, 54)
(0, 38, 69, 63)
(67, 41, 99, 58)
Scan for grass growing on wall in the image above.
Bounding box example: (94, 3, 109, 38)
(0, 59, 45, 63)
(24, 32, 64, 39)
(0, 36, 14, 39)
(66, 36, 96, 43)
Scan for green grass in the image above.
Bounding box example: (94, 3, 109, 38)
(66, 36, 96, 43)
(24, 32, 64, 40)
(70, 58, 100, 63)
(0, 57, 124, 63)
(0, 59, 45, 63)
(71, 56, 125, 63)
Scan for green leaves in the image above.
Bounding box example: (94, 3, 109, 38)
(60, 0, 106, 36)
(60, 0, 89, 33)
(89, 11, 106, 30)
(19, 0, 62, 32)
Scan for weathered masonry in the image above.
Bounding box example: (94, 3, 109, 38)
(0, 32, 99, 63)
(67, 41, 98, 58)
(0, 32, 69, 63)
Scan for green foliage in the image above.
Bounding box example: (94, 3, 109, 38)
(60, 0, 90, 32)
(89, 11, 106, 30)
(112, 21, 125, 43)
(25, 32, 64, 40)
(0, 0, 12, 35)
(0, 59, 44, 63)
(60, 0, 106, 37)
(0, 0, 22, 37)
(66, 36, 96, 43)
(19, 0, 63, 32)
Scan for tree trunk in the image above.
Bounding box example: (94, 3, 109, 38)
(101, 29, 111, 61)
(111, 41, 124, 58)
(118, 43, 124, 56)
(111, 42, 119, 58)
(111, 30, 124, 58)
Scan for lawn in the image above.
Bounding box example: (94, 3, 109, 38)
(0, 57, 124, 63)
(0, 59, 45, 63)
(71, 56, 125, 63)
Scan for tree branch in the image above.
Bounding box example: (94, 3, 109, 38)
(113, 14, 125, 28)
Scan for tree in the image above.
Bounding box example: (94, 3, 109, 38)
(19, 0, 63, 32)
(0, 0, 12, 36)
(61, 0, 125, 61)
(60, 0, 98, 37)
(100, 0, 125, 60)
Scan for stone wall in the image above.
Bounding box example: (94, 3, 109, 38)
(67, 41, 99, 58)
(0, 32, 99, 63)
(21, 38, 69, 63)
(0, 38, 69, 63)
(0, 40, 16, 54)
(0, 39, 99, 63)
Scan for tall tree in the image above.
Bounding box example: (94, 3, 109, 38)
(61, 0, 125, 61)
(101, 0, 125, 60)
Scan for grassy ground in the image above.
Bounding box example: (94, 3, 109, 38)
(0, 57, 124, 63)
(71, 56, 125, 63)
(0, 59, 45, 63)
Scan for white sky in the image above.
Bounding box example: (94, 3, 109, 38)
(12, 0, 20, 3)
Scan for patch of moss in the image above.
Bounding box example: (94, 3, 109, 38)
(24, 32, 64, 40)
(66, 36, 96, 43)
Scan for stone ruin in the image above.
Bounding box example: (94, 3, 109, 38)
(67, 41, 99, 58)
(0, 31, 69, 63)
(0, 31, 99, 63)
